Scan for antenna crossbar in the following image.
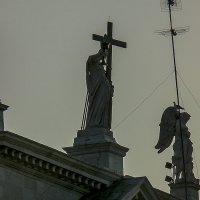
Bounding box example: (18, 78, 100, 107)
(160, 0, 182, 11)
(156, 26, 190, 37)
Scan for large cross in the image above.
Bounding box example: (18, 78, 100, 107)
(92, 21, 127, 129)
(92, 21, 127, 83)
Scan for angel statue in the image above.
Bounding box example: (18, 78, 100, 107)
(155, 105, 197, 183)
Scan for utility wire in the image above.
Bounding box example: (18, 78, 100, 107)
(81, 92, 89, 130)
(178, 85, 185, 108)
(178, 73, 200, 110)
(113, 70, 174, 130)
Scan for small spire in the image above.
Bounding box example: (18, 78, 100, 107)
(0, 101, 9, 131)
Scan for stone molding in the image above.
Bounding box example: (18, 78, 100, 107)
(74, 129, 116, 146)
(65, 128, 129, 175)
(169, 181, 200, 200)
(65, 142, 129, 157)
(169, 181, 200, 190)
(0, 131, 121, 193)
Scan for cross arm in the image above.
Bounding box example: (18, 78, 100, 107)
(92, 34, 104, 42)
(111, 39, 127, 48)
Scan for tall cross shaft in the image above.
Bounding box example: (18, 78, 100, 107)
(92, 22, 127, 83)
(92, 21, 127, 129)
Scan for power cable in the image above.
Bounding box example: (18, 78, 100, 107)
(178, 73, 200, 110)
(113, 70, 174, 130)
(178, 86, 185, 108)
(81, 92, 89, 130)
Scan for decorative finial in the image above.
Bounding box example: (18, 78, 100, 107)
(0, 101, 9, 131)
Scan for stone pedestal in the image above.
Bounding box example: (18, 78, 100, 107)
(170, 180, 200, 200)
(0, 102, 9, 131)
(64, 128, 129, 175)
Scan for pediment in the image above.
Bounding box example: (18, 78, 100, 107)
(131, 192, 146, 200)
(120, 177, 160, 200)
(80, 176, 160, 200)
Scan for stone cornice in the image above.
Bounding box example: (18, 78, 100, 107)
(65, 142, 129, 157)
(0, 131, 121, 193)
(169, 181, 200, 190)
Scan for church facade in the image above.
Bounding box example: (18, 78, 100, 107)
(0, 100, 191, 200)
(0, 130, 181, 200)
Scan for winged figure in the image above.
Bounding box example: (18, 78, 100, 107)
(155, 105, 197, 183)
(155, 106, 178, 153)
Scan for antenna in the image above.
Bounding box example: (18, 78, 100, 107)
(160, 0, 182, 11)
(156, 26, 190, 37)
(157, 0, 190, 199)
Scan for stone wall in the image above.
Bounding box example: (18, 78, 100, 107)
(0, 131, 121, 200)
(0, 166, 82, 200)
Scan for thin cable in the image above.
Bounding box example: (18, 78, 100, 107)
(179, 92, 185, 108)
(176, 74, 185, 108)
(168, 1, 188, 199)
(81, 92, 89, 130)
(178, 73, 200, 110)
(177, 82, 185, 108)
(113, 70, 174, 130)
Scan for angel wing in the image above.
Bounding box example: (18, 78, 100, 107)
(155, 106, 177, 153)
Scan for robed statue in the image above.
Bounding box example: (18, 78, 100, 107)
(85, 47, 113, 130)
(155, 105, 197, 183)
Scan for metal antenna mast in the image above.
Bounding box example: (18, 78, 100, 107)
(157, 0, 189, 199)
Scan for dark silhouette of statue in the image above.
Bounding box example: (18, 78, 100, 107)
(173, 112, 195, 182)
(155, 105, 197, 183)
(85, 49, 112, 129)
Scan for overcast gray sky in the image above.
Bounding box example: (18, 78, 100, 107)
(0, 0, 200, 193)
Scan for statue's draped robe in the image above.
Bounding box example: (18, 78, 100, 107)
(85, 51, 112, 129)
(173, 114, 195, 181)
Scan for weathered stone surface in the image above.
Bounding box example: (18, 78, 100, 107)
(80, 176, 174, 200)
(0, 166, 82, 200)
(65, 142, 128, 175)
(74, 128, 116, 145)
(0, 122, 181, 200)
(64, 128, 129, 175)
(0, 131, 121, 200)
(170, 181, 200, 200)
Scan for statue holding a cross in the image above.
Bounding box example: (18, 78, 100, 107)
(81, 22, 127, 130)
(85, 47, 111, 129)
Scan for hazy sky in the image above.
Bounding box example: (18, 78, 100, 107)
(0, 0, 200, 193)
